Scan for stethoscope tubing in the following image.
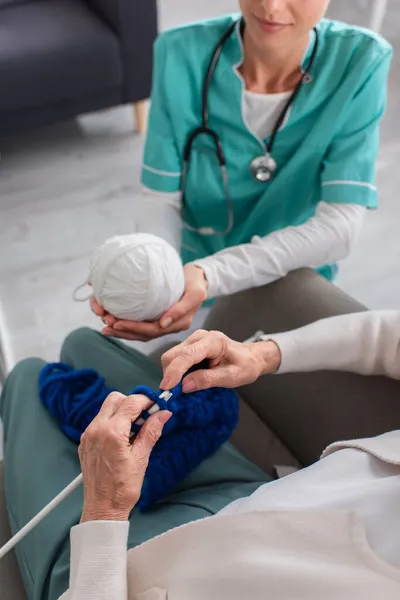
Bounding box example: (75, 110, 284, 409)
(181, 19, 319, 237)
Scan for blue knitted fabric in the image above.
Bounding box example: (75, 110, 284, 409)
(39, 363, 239, 510)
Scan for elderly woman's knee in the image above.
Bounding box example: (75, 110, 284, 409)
(0, 357, 45, 417)
(60, 327, 101, 364)
(4, 357, 45, 386)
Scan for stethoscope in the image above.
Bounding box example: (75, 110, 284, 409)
(181, 19, 319, 237)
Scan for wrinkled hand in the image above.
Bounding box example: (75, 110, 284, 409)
(96, 264, 208, 341)
(160, 330, 281, 392)
(79, 392, 171, 522)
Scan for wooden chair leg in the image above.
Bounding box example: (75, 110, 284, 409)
(133, 100, 149, 135)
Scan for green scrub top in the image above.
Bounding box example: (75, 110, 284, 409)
(141, 15, 392, 281)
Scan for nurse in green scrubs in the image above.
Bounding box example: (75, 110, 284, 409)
(93, 0, 392, 340)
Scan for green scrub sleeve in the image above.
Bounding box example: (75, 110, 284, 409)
(141, 36, 183, 193)
(321, 49, 392, 209)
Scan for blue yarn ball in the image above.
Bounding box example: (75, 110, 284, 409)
(39, 363, 239, 510)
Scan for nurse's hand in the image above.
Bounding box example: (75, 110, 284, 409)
(79, 392, 171, 522)
(100, 265, 208, 341)
(160, 330, 282, 392)
(90, 296, 106, 318)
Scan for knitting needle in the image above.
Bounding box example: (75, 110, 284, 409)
(0, 473, 83, 560)
(129, 390, 172, 438)
(0, 390, 172, 561)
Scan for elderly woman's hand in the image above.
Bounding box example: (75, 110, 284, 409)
(160, 330, 281, 392)
(99, 265, 208, 341)
(79, 392, 171, 522)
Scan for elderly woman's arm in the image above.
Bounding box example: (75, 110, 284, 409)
(58, 522, 130, 600)
(264, 310, 400, 378)
(58, 393, 171, 600)
(160, 311, 400, 392)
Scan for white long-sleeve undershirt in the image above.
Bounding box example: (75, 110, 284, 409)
(134, 190, 365, 298)
(133, 90, 366, 297)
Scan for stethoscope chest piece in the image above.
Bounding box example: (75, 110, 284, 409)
(250, 153, 277, 183)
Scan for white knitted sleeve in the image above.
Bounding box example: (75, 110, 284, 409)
(268, 311, 400, 378)
(58, 521, 129, 600)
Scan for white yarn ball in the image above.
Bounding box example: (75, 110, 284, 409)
(89, 233, 185, 322)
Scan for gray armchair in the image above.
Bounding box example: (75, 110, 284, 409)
(0, 0, 157, 135)
(1, 269, 400, 598)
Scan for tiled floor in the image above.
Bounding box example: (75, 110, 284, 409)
(1, 1, 400, 451)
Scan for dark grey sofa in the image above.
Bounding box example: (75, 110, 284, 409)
(0, 0, 157, 135)
(2, 269, 400, 598)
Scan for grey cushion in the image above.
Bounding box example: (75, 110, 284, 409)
(0, 0, 31, 6)
(0, 0, 23, 6)
(0, 0, 122, 111)
(0, 462, 26, 599)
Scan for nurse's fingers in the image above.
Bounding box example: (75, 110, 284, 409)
(160, 292, 199, 329)
(101, 326, 151, 342)
(90, 296, 106, 317)
(112, 319, 162, 336)
(102, 312, 198, 342)
(103, 314, 117, 327)
(109, 316, 194, 338)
